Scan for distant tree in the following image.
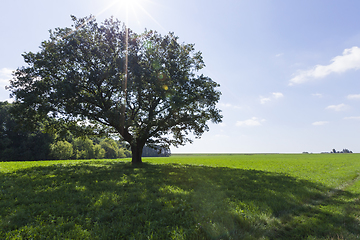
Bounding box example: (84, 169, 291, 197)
(342, 149, 353, 153)
(117, 140, 132, 157)
(72, 137, 107, 159)
(94, 144, 106, 159)
(330, 148, 353, 154)
(8, 15, 222, 164)
(49, 141, 73, 160)
(72, 137, 94, 159)
(0, 101, 53, 161)
(100, 138, 125, 159)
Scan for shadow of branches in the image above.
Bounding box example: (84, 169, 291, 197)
(0, 161, 359, 239)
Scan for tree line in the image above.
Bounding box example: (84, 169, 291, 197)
(331, 149, 353, 154)
(0, 101, 170, 161)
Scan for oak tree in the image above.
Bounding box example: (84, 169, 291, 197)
(8, 16, 222, 164)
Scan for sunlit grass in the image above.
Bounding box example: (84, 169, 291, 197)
(1, 154, 359, 239)
(144, 154, 360, 188)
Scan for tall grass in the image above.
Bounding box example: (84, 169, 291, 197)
(1, 154, 359, 239)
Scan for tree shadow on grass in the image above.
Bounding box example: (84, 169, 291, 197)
(0, 161, 359, 239)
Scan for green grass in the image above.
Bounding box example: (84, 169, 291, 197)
(1, 154, 360, 239)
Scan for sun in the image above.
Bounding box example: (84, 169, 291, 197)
(97, 0, 163, 31)
(121, 0, 143, 9)
(98, 0, 147, 24)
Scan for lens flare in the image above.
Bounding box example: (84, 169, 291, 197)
(158, 72, 166, 81)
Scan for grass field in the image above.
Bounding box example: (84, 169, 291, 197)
(1, 154, 360, 239)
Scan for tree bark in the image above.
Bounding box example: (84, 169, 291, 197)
(131, 142, 144, 164)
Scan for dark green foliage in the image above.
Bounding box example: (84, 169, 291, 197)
(0, 103, 129, 160)
(0, 101, 54, 161)
(8, 15, 222, 164)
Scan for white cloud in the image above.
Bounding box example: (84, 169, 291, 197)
(0, 68, 13, 87)
(347, 94, 360, 100)
(272, 92, 284, 99)
(344, 116, 360, 120)
(312, 121, 329, 126)
(260, 97, 271, 104)
(236, 117, 265, 127)
(275, 53, 283, 57)
(260, 92, 284, 104)
(289, 46, 360, 85)
(312, 93, 323, 98)
(326, 103, 348, 111)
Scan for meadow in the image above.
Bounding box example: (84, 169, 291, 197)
(1, 154, 359, 239)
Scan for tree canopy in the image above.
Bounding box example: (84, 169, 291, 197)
(8, 15, 222, 164)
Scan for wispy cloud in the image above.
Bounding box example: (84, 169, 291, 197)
(289, 46, 360, 85)
(312, 93, 323, 98)
(0, 68, 13, 87)
(260, 92, 284, 104)
(236, 117, 265, 127)
(275, 53, 283, 57)
(312, 121, 329, 126)
(344, 116, 360, 120)
(272, 92, 284, 99)
(260, 97, 271, 104)
(347, 94, 360, 100)
(326, 103, 348, 111)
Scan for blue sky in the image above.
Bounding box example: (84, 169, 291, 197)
(1, 0, 360, 153)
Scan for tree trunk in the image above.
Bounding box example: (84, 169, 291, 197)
(131, 142, 144, 164)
